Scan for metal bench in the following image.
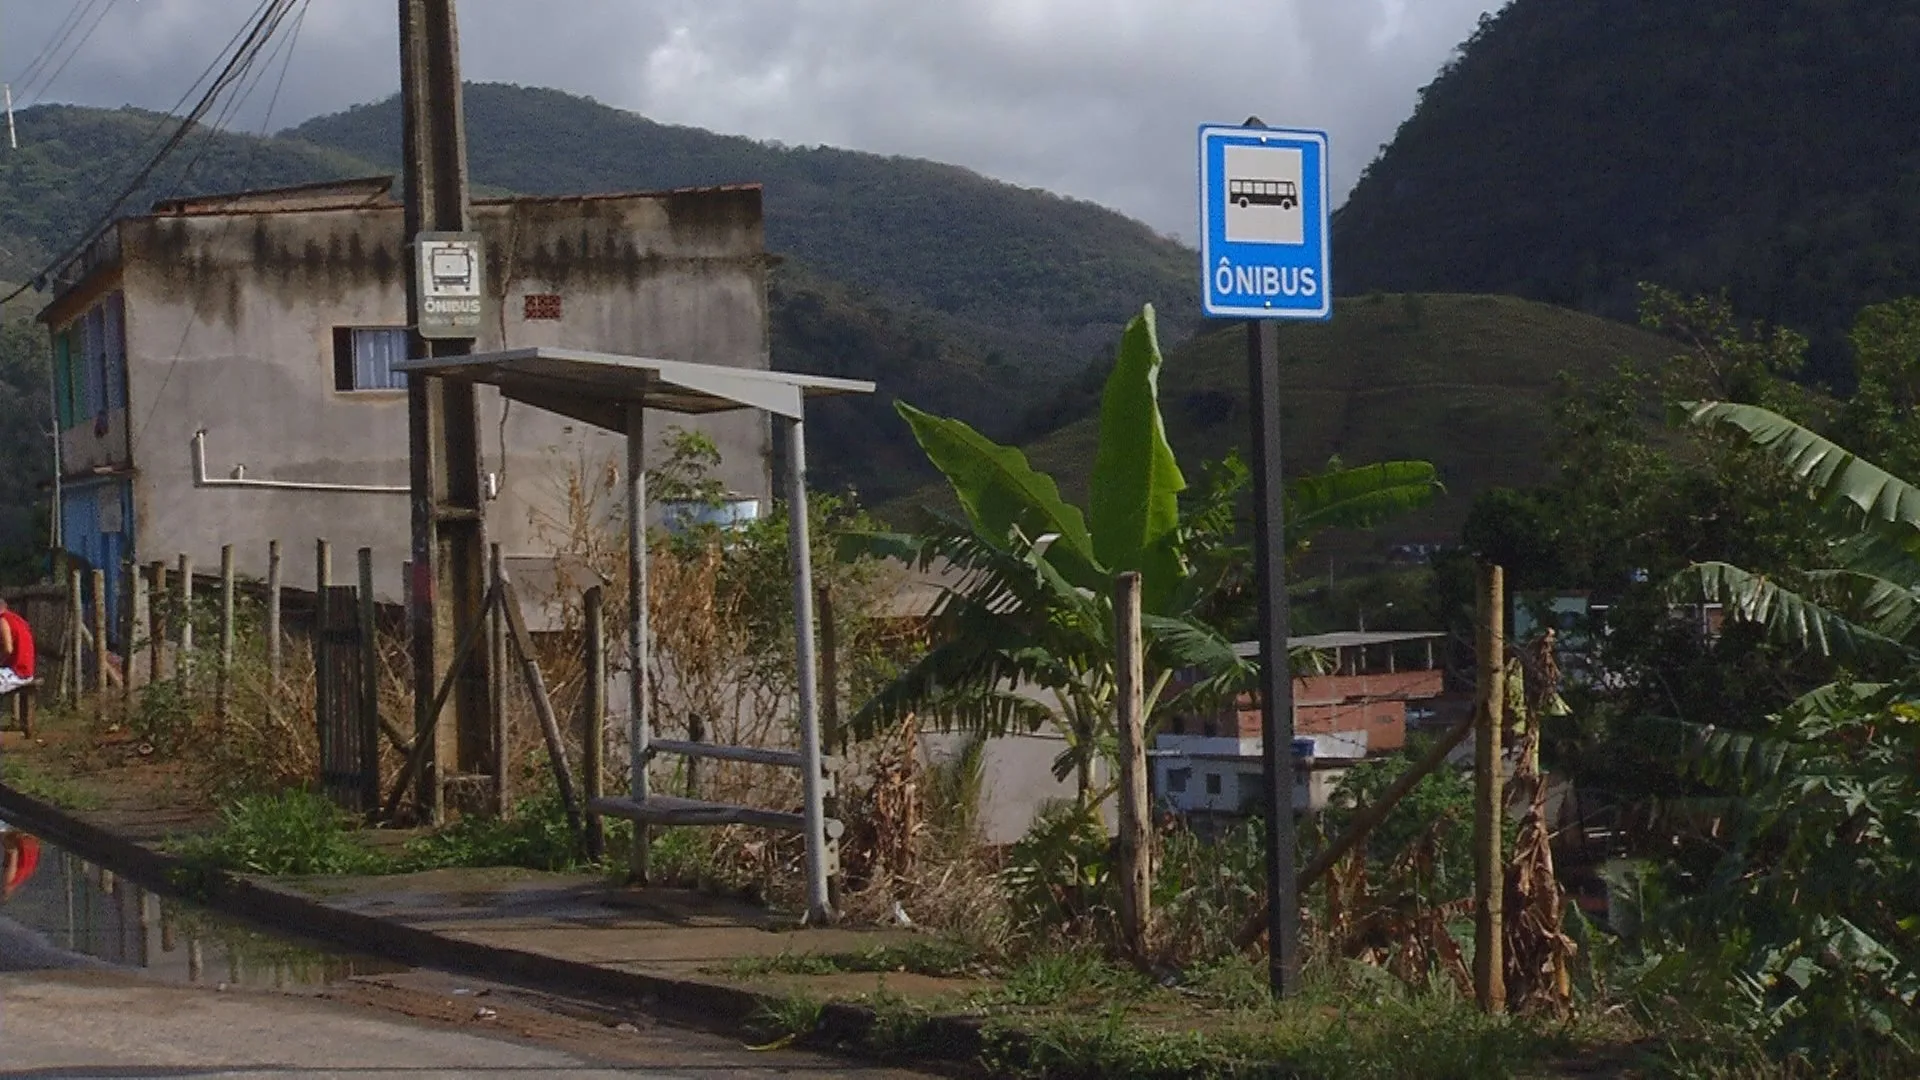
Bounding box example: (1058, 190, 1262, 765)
(590, 794, 844, 839)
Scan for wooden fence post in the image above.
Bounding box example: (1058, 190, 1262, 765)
(176, 554, 194, 682)
(147, 560, 166, 684)
(1475, 561, 1508, 1015)
(1114, 571, 1152, 959)
(125, 561, 145, 720)
(315, 540, 332, 774)
(89, 569, 108, 715)
(488, 543, 509, 816)
(357, 547, 380, 815)
(64, 567, 81, 705)
(583, 584, 606, 861)
(216, 545, 235, 723)
(266, 539, 283, 684)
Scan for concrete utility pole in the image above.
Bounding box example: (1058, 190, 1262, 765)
(400, 0, 490, 822)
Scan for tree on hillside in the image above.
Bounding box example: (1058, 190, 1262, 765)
(846, 304, 1440, 798)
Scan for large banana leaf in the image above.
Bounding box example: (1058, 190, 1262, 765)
(895, 401, 1102, 589)
(1799, 569, 1920, 646)
(1287, 461, 1442, 542)
(1678, 561, 1907, 660)
(1088, 305, 1187, 611)
(1685, 401, 1920, 534)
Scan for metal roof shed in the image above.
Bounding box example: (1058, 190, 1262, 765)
(394, 346, 874, 924)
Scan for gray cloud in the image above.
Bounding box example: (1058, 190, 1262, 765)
(3, 0, 1501, 238)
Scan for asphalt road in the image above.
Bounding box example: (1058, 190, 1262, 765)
(0, 915, 928, 1079)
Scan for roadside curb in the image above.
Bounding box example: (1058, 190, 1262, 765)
(0, 781, 995, 1069)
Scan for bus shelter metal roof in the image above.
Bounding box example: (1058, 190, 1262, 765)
(393, 346, 873, 925)
(392, 346, 875, 429)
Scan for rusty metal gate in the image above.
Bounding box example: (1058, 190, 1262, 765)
(315, 584, 378, 812)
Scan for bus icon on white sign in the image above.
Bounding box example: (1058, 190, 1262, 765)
(1222, 144, 1304, 246)
(1228, 178, 1298, 210)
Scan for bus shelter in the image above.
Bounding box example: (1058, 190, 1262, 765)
(394, 347, 874, 924)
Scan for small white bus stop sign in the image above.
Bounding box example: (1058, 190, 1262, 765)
(1199, 124, 1332, 320)
(415, 231, 487, 339)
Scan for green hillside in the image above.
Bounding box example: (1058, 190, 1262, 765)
(891, 294, 1683, 561)
(285, 84, 1199, 375)
(0, 105, 377, 275)
(1332, 0, 1920, 385)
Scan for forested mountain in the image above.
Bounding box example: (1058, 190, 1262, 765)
(286, 84, 1198, 377)
(1333, 0, 1920, 385)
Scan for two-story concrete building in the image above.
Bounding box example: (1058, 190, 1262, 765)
(43, 177, 773, 637)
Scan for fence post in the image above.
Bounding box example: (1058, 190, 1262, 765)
(315, 540, 332, 785)
(1475, 561, 1508, 1015)
(64, 567, 82, 705)
(176, 554, 193, 682)
(357, 547, 380, 815)
(1114, 571, 1152, 959)
(583, 584, 606, 862)
(125, 561, 145, 720)
(266, 539, 283, 684)
(147, 560, 167, 684)
(216, 546, 235, 723)
(488, 543, 508, 816)
(90, 569, 108, 714)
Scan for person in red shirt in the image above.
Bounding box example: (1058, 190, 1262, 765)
(1, 828, 40, 900)
(0, 595, 34, 696)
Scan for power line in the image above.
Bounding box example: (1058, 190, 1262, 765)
(157, 0, 311, 201)
(8, 1, 98, 96)
(19, 0, 122, 107)
(2, 0, 300, 306)
(134, 0, 316, 453)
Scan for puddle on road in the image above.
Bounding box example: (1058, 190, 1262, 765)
(1, 831, 405, 987)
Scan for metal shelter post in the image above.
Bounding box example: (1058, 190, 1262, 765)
(785, 412, 834, 925)
(626, 401, 652, 883)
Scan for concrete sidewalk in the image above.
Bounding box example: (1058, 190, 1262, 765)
(0, 775, 991, 1043)
(276, 866, 989, 1003)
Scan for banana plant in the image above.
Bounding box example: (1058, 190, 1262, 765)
(1647, 402, 1920, 1059)
(845, 304, 1440, 797)
(1675, 401, 1920, 663)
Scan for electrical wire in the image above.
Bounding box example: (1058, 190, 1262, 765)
(156, 0, 310, 201)
(19, 0, 123, 108)
(132, 0, 315, 453)
(8, 1, 100, 99)
(1, 0, 299, 307)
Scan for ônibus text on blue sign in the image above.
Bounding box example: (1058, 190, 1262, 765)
(1198, 124, 1331, 320)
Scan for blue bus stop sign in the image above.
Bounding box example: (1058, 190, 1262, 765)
(1199, 124, 1331, 320)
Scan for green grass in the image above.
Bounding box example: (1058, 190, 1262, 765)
(724, 936, 985, 980)
(169, 791, 386, 878)
(0, 761, 104, 811)
(736, 951, 1628, 1080)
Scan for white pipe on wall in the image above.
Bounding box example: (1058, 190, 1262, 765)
(190, 430, 409, 495)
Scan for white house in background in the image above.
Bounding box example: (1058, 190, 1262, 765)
(1152, 733, 1366, 816)
(1154, 630, 1448, 818)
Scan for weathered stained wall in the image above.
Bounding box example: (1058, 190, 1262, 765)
(111, 187, 771, 598)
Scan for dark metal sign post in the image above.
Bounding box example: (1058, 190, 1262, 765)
(1198, 115, 1334, 998)
(1246, 314, 1300, 995)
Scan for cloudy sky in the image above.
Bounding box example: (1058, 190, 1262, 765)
(3, 0, 1502, 239)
